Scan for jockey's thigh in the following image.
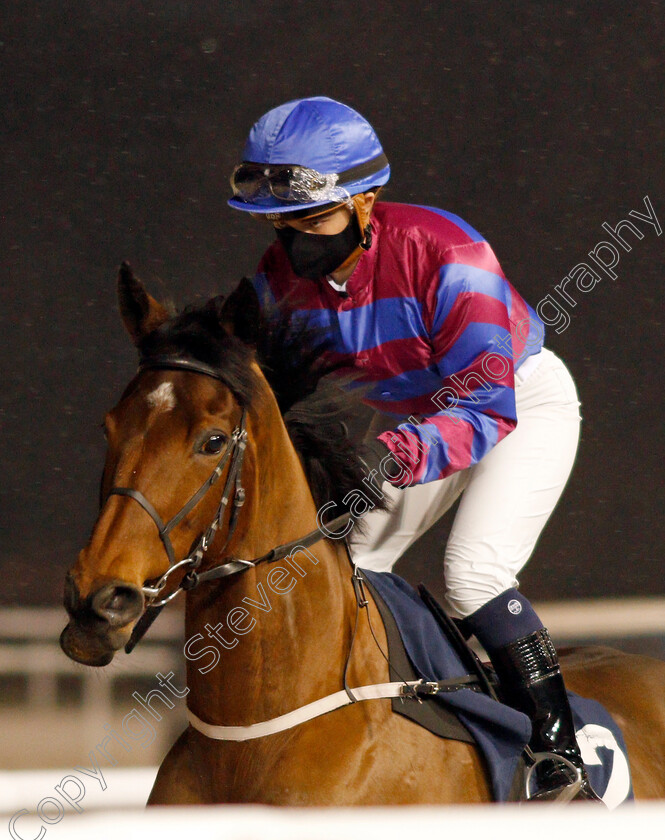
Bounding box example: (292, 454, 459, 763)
(351, 461, 470, 573)
(444, 348, 581, 618)
(352, 349, 581, 618)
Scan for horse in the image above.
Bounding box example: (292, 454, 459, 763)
(60, 264, 665, 805)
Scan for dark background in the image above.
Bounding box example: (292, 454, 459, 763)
(2, 1, 663, 608)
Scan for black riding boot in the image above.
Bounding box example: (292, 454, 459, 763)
(490, 628, 602, 802)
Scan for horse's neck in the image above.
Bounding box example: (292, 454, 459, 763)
(184, 396, 357, 726)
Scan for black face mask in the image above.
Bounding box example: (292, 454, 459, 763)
(275, 216, 361, 280)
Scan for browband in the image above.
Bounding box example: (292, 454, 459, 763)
(139, 356, 227, 382)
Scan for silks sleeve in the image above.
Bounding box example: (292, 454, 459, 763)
(377, 244, 519, 486)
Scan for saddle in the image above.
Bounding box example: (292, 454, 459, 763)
(359, 569, 632, 806)
(362, 575, 482, 744)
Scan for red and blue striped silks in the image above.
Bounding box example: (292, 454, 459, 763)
(252, 202, 545, 486)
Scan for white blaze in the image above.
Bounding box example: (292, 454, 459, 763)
(146, 382, 176, 412)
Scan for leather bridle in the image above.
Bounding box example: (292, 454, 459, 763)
(106, 355, 352, 653)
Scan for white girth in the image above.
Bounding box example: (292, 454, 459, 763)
(186, 680, 424, 741)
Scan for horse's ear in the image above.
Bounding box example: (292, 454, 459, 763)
(117, 262, 170, 345)
(219, 278, 261, 346)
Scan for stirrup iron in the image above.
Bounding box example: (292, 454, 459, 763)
(524, 752, 585, 803)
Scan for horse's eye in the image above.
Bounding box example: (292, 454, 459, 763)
(200, 434, 227, 455)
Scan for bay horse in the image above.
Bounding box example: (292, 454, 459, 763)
(60, 265, 665, 805)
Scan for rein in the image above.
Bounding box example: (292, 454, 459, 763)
(107, 355, 352, 653)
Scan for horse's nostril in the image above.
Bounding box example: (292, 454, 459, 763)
(106, 593, 125, 611)
(92, 583, 144, 626)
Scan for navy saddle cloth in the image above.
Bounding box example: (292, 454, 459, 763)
(361, 569, 633, 806)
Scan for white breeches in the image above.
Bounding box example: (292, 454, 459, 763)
(351, 348, 581, 619)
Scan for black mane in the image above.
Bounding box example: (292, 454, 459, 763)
(138, 294, 383, 517)
(139, 296, 257, 406)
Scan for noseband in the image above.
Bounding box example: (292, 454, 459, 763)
(106, 355, 352, 653)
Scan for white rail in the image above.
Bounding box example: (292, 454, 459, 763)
(4, 598, 665, 644)
(0, 607, 183, 641)
(536, 597, 665, 638)
(1, 796, 663, 840)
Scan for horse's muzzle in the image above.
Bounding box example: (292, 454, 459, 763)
(60, 573, 144, 666)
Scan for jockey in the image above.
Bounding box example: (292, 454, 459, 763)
(228, 96, 599, 802)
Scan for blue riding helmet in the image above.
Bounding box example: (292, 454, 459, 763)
(228, 96, 390, 216)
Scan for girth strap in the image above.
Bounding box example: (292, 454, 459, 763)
(186, 675, 480, 742)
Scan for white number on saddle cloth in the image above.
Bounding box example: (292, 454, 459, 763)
(576, 724, 631, 809)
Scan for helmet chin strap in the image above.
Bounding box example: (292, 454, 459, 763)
(331, 193, 374, 275)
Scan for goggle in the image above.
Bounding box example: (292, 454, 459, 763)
(230, 163, 340, 204)
(230, 152, 389, 207)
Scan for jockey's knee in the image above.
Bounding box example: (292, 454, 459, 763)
(444, 578, 518, 620)
(444, 542, 523, 619)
